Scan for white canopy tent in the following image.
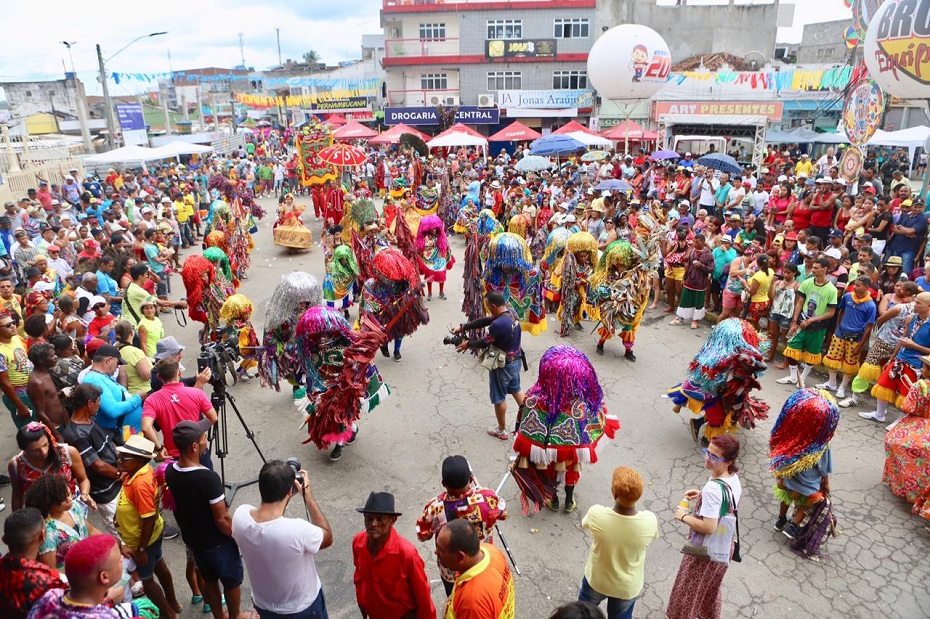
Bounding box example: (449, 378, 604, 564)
(83, 145, 160, 164)
(426, 133, 488, 149)
(149, 141, 214, 159)
(563, 131, 612, 148)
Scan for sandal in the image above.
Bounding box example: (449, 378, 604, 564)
(486, 427, 510, 441)
(690, 321, 699, 329)
(669, 318, 683, 326)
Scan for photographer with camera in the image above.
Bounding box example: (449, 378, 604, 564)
(451, 290, 526, 441)
(232, 460, 333, 619)
(148, 336, 212, 393)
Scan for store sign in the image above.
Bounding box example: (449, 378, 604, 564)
(385, 106, 500, 125)
(497, 89, 593, 109)
(653, 100, 784, 121)
(115, 103, 147, 146)
(486, 38, 557, 59)
(308, 97, 369, 112)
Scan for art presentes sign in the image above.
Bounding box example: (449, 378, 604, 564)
(486, 39, 556, 59)
(653, 101, 784, 121)
(115, 103, 147, 146)
(497, 90, 593, 109)
(385, 106, 499, 125)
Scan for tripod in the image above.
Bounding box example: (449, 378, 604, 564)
(210, 379, 267, 504)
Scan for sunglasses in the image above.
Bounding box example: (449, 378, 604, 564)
(702, 448, 727, 464)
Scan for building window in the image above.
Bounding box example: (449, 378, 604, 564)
(553, 70, 587, 89)
(419, 23, 446, 41)
(487, 19, 522, 40)
(554, 18, 589, 39)
(421, 73, 448, 90)
(488, 71, 522, 90)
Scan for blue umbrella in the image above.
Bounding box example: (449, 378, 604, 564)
(697, 153, 742, 175)
(529, 134, 586, 156)
(651, 149, 680, 160)
(595, 179, 633, 191)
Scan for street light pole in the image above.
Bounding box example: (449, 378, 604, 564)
(97, 32, 168, 151)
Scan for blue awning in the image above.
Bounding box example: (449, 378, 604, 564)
(782, 100, 842, 112)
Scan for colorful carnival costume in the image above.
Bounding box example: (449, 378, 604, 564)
(541, 228, 571, 312)
(589, 237, 659, 359)
(258, 271, 323, 394)
(512, 345, 619, 514)
(883, 360, 930, 526)
(203, 246, 237, 295)
(272, 195, 313, 250)
(770, 388, 839, 559)
(361, 248, 429, 361)
(416, 214, 454, 300)
(556, 231, 600, 336)
(323, 244, 360, 314)
(181, 255, 227, 343)
(219, 293, 260, 380)
(482, 233, 546, 336)
(461, 209, 504, 326)
(295, 306, 389, 461)
(667, 318, 770, 443)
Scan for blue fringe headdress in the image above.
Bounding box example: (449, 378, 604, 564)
(541, 227, 571, 270)
(477, 209, 501, 236)
(483, 232, 533, 289)
(770, 388, 839, 479)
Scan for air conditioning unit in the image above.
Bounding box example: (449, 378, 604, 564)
(477, 93, 495, 108)
(428, 94, 459, 106)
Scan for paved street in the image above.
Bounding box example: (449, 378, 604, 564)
(2, 195, 928, 618)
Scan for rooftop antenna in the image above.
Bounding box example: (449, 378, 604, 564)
(276, 28, 282, 66)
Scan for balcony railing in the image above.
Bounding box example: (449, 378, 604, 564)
(385, 38, 460, 59)
(388, 88, 460, 107)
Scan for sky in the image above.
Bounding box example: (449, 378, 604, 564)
(0, 0, 852, 99)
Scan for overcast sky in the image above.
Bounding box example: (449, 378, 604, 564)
(0, 0, 851, 98)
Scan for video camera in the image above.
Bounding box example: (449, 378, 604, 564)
(443, 333, 466, 347)
(197, 339, 241, 387)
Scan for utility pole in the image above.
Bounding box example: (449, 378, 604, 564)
(97, 43, 118, 149)
(161, 83, 172, 136)
(276, 28, 282, 66)
(196, 84, 204, 131)
(238, 33, 246, 67)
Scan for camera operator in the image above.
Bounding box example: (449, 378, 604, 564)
(149, 336, 211, 393)
(452, 290, 526, 441)
(232, 460, 333, 619)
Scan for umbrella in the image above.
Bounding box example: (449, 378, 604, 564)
(595, 179, 633, 191)
(581, 151, 609, 162)
(697, 153, 742, 175)
(317, 143, 368, 167)
(515, 155, 554, 173)
(651, 149, 680, 160)
(529, 134, 585, 157)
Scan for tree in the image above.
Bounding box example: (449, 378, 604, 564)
(303, 50, 320, 65)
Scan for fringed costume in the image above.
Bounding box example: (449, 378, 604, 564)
(556, 231, 600, 336)
(258, 272, 323, 394)
(296, 306, 389, 459)
(203, 247, 237, 295)
(512, 345, 619, 514)
(884, 373, 930, 524)
(415, 214, 454, 298)
(541, 228, 571, 312)
(345, 199, 385, 283)
(361, 248, 429, 360)
(770, 388, 839, 560)
(272, 195, 313, 250)
(507, 213, 532, 242)
(667, 318, 770, 442)
(482, 233, 546, 336)
(219, 293, 259, 379)
(323, 245, 359, 314)
(181, 255, 227, 343)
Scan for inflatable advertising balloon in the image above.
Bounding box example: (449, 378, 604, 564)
(843, 79, 885, 145)
(587, 24, 671, 101)
(863, 0, 930, 99)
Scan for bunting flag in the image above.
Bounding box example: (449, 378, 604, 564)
(110, 72, 382, 92)
(296, 125, 338, 187)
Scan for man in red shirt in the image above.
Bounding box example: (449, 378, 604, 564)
(352, 492, 435, 619)
(809, 178, 836, 241)
(141, 358, 217, 464)
(0, 507, 68, 619)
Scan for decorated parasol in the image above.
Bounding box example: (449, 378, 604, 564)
(317, 143, 368, 167)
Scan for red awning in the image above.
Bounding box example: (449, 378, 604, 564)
(553, 120, 598, 136)
(601, 120, 647, 140)
(333, 120, 379, 140)
(368, 123, 431, 145)
(488, 121, 542, 142)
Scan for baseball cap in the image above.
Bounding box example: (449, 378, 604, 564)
(95, 344, 126, 364)
(154, 336, 185, 360)
(441, 455, 471, 489)
(172, 419, 213, 452)
(47, 244, 60, 252)
(824, 247, 842, 260)
(89, 295, 107, 309)
(777, 175, 788, 182)
(828, 229, 843, 238)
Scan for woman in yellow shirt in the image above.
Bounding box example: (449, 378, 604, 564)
(746, 254, 774, 330)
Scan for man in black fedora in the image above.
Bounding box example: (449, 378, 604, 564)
(352, 491, 435, 619)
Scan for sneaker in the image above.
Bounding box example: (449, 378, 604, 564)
(564, 498, 578, 513)
(163, 524, 180, 540)
(699, 436, 709, 447)
(575, 323, 583, 331)
(329, 444, 343, 461)
(380, 345, 390, 358)
(782, 522, 803, 539)
(835, 387, 846, 399)
(0, 474, 10, 485)
(776, 376, 797, 385)
(347, 428, 359, 445)
(838, 396, 857, 408)
(774, 516, 788, 532)
(815, 382, 837, 391)
(190, 595, 204, 605)
(438, 293, 447, 300)
(596, 343, 604, 356)
(858, 411, 886, 422)
(487, 426, 510, 441)
(689, 418, 702, 444)
(427, 294, 432, 301)
(393, 352, 402, 362)
(624, 350, 636, 362)
(132, 581, 145, 598)
(545, 497, 560, 512)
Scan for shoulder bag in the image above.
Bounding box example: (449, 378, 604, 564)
(480, 314, 515, 371)
(681, 479, 741, 565)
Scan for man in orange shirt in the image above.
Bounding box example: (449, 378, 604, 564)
(437, 519, 515, 619)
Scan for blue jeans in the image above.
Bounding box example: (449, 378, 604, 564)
(255, 590, 327, 619)
(579, 576, 636, 619)
(893, 249, 917, 275)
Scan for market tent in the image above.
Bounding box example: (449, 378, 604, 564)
(333, 120, 379, 140)
(867, 126, 930, 172)
(149, 141, 213, 159)
(368, 123, 430, 145)
(553, 120, 598, 136)
(84, 145, 160, 164)
(601, 120, 647, 140)
(323, 114, 347, 126)
(811, 130, 849, 144)
(427, 123, 489, 150)
(765, 127, 821, 143)
(489, 121, 542, 142)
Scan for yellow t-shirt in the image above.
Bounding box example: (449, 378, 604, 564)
(750, 269, 773, 303)
(0, 336, 33, 387)
(116, 465, 164, 549)
(582, 505, 659, 600)
(795, 160, 814, 178)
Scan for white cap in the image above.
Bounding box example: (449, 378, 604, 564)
(815, 178, 830, 184)
(824, 247, 842, 260)
(685, 152, 692, 157)
(777, 175, 788, 182)
(32, 281, 56, 294)
(565, 214, 577, 223)
(835, 178, 847, 186)
(89, 295, 107, 308)
(141, 206, 154, 214)
(160, 196, 171, 203)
